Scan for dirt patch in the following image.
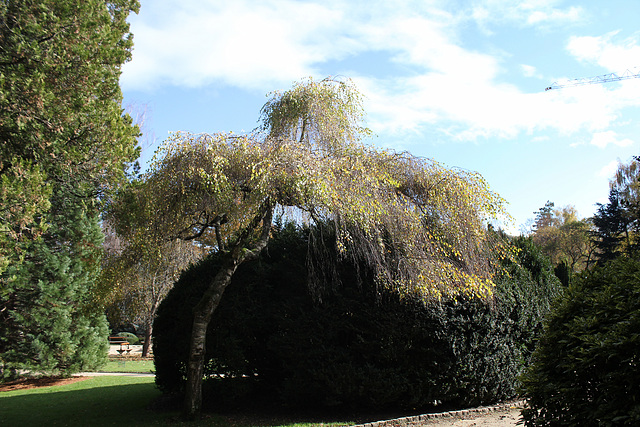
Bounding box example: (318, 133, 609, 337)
(417, 407, 522, 426)
(0, 375, 90, 392)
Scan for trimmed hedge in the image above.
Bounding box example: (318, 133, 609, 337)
(154, 226, 560, 412)
(114, 332, 140, 345)
(521, 255, 640, 426)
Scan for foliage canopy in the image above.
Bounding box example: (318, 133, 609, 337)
(529, 203, 595, 284)
(0, 0, 140, 262)
(117, 79, 508, 301)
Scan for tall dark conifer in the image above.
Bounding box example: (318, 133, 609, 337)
(592, 189, 629, 264)
(0, 0, 140, 378)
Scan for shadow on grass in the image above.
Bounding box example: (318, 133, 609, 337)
(0, 376, 351, 426)
(148, 389, 360, 427)
(195, 378, 433, 427)
(0, 376, 212, 426)
(1, 375, 394, 426)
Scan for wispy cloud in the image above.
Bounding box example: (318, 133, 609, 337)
(121, 0, 640, 143)
(470, 0, 584, 30)
(590, 130, 635, 149)
(598, 160, 619, 178)
(567, 31, 640, 72)
(521, 64, 542, 78)
(122, 0, 353, 90)
(526, 5, 583, 26)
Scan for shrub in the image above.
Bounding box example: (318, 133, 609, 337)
(1, 203, 109, 380)
(114, 332, 140, 345)
(154, 227, 560, 412)
(521, 255, 640, 426)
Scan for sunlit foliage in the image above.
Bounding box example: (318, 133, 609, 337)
(100, 222, 203, 356)
(530, 203, 596, 279)
(124, 78, 508, 302)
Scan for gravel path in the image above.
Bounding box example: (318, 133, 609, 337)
(413, 406, 521, 426)
(108, 344, 144, 356)
(354, 401, 524, 427)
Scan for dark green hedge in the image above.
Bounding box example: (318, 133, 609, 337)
(521, 255, 640, 426)
(154, 226, 560, 412)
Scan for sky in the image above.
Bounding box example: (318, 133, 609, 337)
(120, 0, 640, 234)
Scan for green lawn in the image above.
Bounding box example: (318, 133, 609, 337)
(0, 375, 352, 426)
(99, 359, 155, 373)
(0, 376, 179, 426)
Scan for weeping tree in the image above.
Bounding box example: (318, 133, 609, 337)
(108, 77, 508, 418)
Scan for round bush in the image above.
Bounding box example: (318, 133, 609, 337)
(521, 255, 640, 426)
(154, 227, 561, 412)
(115, 332, 140, 345)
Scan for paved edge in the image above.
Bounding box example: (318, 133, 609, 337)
(352, 400, 526, 427)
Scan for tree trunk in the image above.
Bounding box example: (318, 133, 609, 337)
(183, 254, 239, 418)
(183, 203, 273, 419)
(142, 299, 161, 358)
(141, 325, 152, 358)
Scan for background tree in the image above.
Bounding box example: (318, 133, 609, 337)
(591, 157, 640, 264)
(101, 230, 203, 357)
(530, 203, 594, 284)
(611, 156, 640, 217)
(591, 190, 630, 264)
(0, 0, 140, 378)
(532, 201, 555, 231)
(110, 77, 509, 418)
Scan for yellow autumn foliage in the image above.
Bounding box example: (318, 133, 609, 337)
(117, 77, 510, 301)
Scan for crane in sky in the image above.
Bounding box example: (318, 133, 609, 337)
(545, 68, 640, 91)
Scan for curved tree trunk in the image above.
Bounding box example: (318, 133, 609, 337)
(183, 203, 273, 419)
(142, 299, 160, 358)
(141, 325, 152, 358)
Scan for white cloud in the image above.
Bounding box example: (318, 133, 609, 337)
(122, 0, 353, 91)
(123, 0, 583, 93)
(567, 32, 640, 72)
(521, 64, 541, 78)
(590, 130, 634, 149)
(526, 5, 583, 26)
(121, 0, 640, 142)
(598, 160, 619, 178)
(359, 63, 634, 141)
(471, 1, 584, 29)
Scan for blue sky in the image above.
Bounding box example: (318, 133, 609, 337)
(120, 0, 640, 234)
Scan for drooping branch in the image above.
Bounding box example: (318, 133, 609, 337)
(228, 199, 273, 257)
(180, 213, 228, 242)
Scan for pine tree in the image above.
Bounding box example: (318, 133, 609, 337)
(1, 195, 108, 375)
(592, 189, 629, 264)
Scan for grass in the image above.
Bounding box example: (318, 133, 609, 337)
(0, 376, 178, 426)
(0, 375, 353, 426)
(99, 359, 155, 373)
